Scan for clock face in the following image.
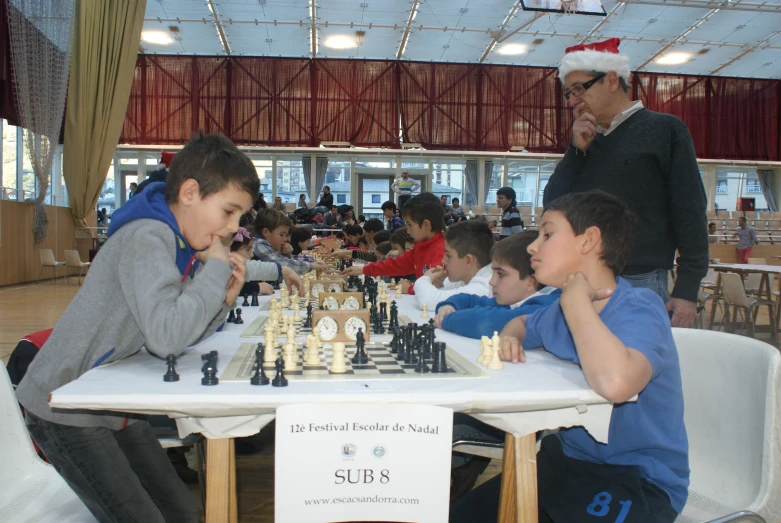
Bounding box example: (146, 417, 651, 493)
(344, 316, 367, 341)
(312, 283, 325, 297)
(315, 317, 339, 341)
(328, 282, 342, 292)
(342, 296, 360, 311)
(323, 296, 339, 311)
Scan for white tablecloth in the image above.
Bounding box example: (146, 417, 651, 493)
(50, 292, 613, 441)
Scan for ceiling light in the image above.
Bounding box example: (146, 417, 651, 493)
(497, 43, 527, 55)
(656, 52, 691, 65)
(141, 30, 174, 45)
(324, 35, 357, 49)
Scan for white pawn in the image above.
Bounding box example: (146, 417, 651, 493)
(420, 304, 429, 318)
(390, 278, 397, 288)
(478, 336, 491, 365)
(264, 334, 277, 362)
(293, 302, 301, 322)
(269, 297, 278, 311)
(487, 331, 504, 370)
(312, 325, 323, 349)
(304, 336, 321, 366)
(330, 342, 347, 373)
(284, 343, 297, 371)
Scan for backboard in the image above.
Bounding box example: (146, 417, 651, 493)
(521, 0, 606, 16)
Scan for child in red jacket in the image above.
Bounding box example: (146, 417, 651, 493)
(342, 193, 445, 295)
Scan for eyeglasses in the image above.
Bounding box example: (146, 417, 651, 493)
(563, 73, 606, 101)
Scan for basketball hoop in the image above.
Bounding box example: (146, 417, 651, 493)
(561, 0, 579, 14)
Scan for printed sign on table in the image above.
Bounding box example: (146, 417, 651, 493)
(275, 403, 453, 523)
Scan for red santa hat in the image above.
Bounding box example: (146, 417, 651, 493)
(558, 37, 630, 82)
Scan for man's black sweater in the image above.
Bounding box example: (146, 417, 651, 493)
(543, 108, 708, 302)
(317, 192, 333, 209)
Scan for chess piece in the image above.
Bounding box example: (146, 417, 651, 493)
(235, 308, 244, 324)
(227, 309, 236, 323)
(251, 343, 270, 385)
(420, 303, 429, 318)
(351, 329, 369, 364)
(304, 335, 321, 366)
(380, 301, 387, 322)
(330, 342, 347, 373)
(389, 327, 401, 354)
(403, 326, 418, 364)
(293, 302, 301, 322)
(264, 332, 277, 362)
(487, 331, 504, 370)
(390, 301, 398, 328)
(431, 342, 449, 373)
(272, 356, 288, 387)
(312, 325, 323, 349)
(284, 343, 297, 372)
(479, 336, 491, 365)
(242, 294, 250, 307)
(251, 293, 259, 307)
(414, 341, 430, 373)
(201, 352, 219, 386)
(303, 304, 313, 328)
(164, 354, 179, 382)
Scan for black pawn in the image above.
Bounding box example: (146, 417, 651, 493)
(389, 327, 401, 354)
(235, 308, 244, 324)
(303, 304, 313, 328)
(251, 293, 259, 307)
(242, 294, 250, 307)
(164, 354, 179, 382)
(251, 343, 270, 386)
(414, 342, 430, 373)
(227, 309, 236, 323)
(351, 329, 369, 364)
(431, 342, 449, 373)
(390, 302, 398, 328)
(272, 356, 288, 387)
(396, 327, 407, 361)
(403, 326, 418, 364)
(380, 301, 387, 321)
(421, 326, 432, 359)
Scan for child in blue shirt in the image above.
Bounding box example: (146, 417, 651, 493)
(451, 190, 688, 523)
(434, 230, 560, 339)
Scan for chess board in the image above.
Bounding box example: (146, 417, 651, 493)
(221, 342, 486, 382)
(240, 314, 413, 338)
(257, 296, 316, 311)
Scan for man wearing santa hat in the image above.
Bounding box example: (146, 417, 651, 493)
(134, 151, 177, 196)
(543, 38, 707, 328)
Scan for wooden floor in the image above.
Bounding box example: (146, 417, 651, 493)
(0, 279, 501, 522)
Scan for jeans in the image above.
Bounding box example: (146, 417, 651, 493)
(25, 412, 198, 523)
(311, 205, 329, 216)
(737, 247, 752, 264)
(398, 194, 411, 212)
(451, 413, 504, 468)
(622, 268, 670, 304)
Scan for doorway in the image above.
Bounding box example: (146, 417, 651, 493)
(356, 172, 428, 221)
(118, 171, 138, 207)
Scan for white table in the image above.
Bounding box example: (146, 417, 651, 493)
(50, 293, 613, 523)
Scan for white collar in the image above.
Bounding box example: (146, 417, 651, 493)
(597, 100, 644, 136)
(509, 286, 557, 309)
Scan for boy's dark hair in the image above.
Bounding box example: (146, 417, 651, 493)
(335, 231, 345, 239)
(373, 230, 391, 245)
(358, 215, 365, 223)
(358, 235, 369, 246)
(254, 208, 292, 235)
(300, 194, 306, 199)
(402, 192, 446, 232)
(363, 218, 385, 234)
(323, 185, 330, 191)
(343, 224, 363, 237)
(381, 201, 397, 212)
(239, 211, 254, 228)
(496, 187, 516, 202)
(491, 230, 540, 287)
(167, 133, 259, 203)
(544, 190, 637, 275)
(390, 227, 413, 248)
(375, 241, 393, 256)
(708, 222, 715, 227)
(444, 220, 494, 267)
(331, 206, 338, 211)
(452, 197, 459, 204)
(290, 226, 311, 246)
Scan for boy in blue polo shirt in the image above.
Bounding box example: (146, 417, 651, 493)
(451, 190, 688, 523)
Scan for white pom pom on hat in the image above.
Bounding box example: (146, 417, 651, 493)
(558, 37, 630, 82)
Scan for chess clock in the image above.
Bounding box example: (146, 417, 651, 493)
(312, 310, 371, 342)
(318, 292, 364, 311)
(310, 280, 346, 297)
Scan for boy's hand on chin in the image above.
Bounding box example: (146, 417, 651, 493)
(197, 236, 230, 264)
(560, 272, 613, 305)
(225, 253, 247, 305)
(424, 266, 447, 287)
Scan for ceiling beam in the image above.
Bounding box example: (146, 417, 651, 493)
(710, 28, 781, 74)
(310, 0, 317, 57)
(496, 12, 545, 44)
(479, 1, 526, 63)
(579, 2, 624, 45)
(635, 8, 719, 71)
(397, 0, 420, 59)
(622, 0, 781, 13)
(206, 0, 231, 55)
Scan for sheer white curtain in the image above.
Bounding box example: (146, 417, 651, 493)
(464, 160, 479, 207)
(758, 169, 778, 212)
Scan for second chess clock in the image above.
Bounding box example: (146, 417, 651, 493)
(312, 310, 371, 342)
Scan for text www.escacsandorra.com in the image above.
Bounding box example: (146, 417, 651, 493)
(305, 496, 419, 505)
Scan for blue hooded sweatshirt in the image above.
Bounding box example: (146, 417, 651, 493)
(107, 182, 197, 277)
(436, 288, 561, 339)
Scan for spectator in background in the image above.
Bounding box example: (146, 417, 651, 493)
(273, 197, 285, 212)
(450, 197, 466, 223)
(382, 201, 405, 232)
(357, 214, 366, 227)
(488, 220, 497, 232)
(708, 222, 718, 244)
(495, 187, 524, 239)
(343, 209, 357, 226)
(323, 206, 342, 229)
(128, 182, 138, 199)
(312, 186, 334, 215)
(442, 195, 454, 225)
(134, 151, 176, 196)
(734, 216, 756, 263)
(298, 194, 308, 209)
(253, 192, 267, 211)
(392, 171, 420, 212)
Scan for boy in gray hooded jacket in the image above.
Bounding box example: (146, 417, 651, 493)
(16, 134, 259, 522)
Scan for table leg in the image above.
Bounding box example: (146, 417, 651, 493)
(708, 273, 722, 329)
(230, 438, 238, 523)
(497, 433, 538, 523)
(205, 438, 233, 523)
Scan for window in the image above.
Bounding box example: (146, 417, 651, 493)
(276, 159, 304, 203)
(323, 160, 351, 208)
(715, 169, 768, 211)
(716, 180, 728, 194)
(432, 161, 464, 208)
(97, 158, 116, 214)
(746, 180, 763, 194)
(371, 194, 380, 204)
(337, 194, 346, 204)
(485, 163, 502, 205)
(2, 119, 17, 199)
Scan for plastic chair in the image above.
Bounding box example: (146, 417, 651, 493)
(64, 250, 91, 285)
(743, 258, 766, 296)
(37, 249, 64, 284)
(0, 368, 96, 522)
(673, 329, 781, 523)
(719, 272, 777, 343)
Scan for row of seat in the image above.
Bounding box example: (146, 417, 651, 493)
(38, 249, 90, 285)
(706, 210, 776, 220)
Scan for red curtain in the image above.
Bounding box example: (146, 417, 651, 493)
(119, 56, 781, 161)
